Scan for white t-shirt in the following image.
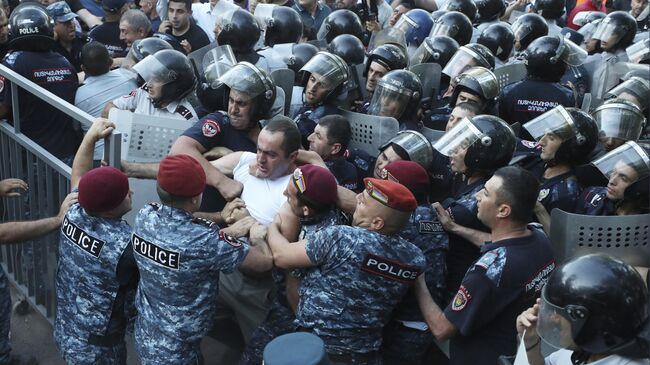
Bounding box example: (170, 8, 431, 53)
(233, 152, 290, 225)
(546, 349, 650, 365)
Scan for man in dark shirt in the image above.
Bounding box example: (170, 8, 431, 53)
(158, 0, 209, 54)
(47, 1, 90, 73)
(88, 0, 129, 58)
(416, 166, 556, 365)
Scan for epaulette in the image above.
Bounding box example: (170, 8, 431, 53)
(192, 217, 218, 229)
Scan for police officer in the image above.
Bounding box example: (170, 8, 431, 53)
(120, 36, 173, 70)
(530, 0, 565, 35)
(255, 5, 303, 71)
(291, 52, 349, 148)
(499, 35, 585, 127)
(440, 0, 477, 23)
(283, 43, 319, 83)
(440, 43, 495, 99)
(431, 115, 516, 298)
(216, 8, 269, 71)
(102, 49, 198, 123)
(0, 2, 81, 163)
(362, 43, 408, 106)
(88, 0, 129, 58)
(267, 178, 426, 364)
(510, 13, 549, 58)
(417, 166, 556, 365)
(132, 154, 273, 364)
(409, 35, 460, 69)
(241, 164, 343, 365)
(473, 0, 506, 38)
(316, 9, 364, 43)
(517, 254, 648, 365)
(367, 69, 423, 131)
(592, 99, 646, 152)
(379, 161, 448, 365)
(55, 118, 137, 364)
(393, 8, 434, 51)
(477, 22, 514, 67)
(590, 11, 637, 59)
(47, 1, 90, 73)
(428, 11, 473, 46)
(327, 34, 365, 66)
(575, 141, 650, 215)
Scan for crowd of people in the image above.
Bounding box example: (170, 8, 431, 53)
(0, 0, 648, 363)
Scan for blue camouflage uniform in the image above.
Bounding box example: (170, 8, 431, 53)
(241, 210, 344, 365)
(574, 186, 616, 216)
(55, 203, 137, 365)
(292, 104, 340, 148)
(381, 204, 448, 365)
(298, 225, 426, 362)
(0, 268, 10, 365)
(132, 203, 249, 365)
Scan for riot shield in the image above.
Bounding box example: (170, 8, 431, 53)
(270, 68, 295, 114)
(493, 63, 527, 90)
(338, 108, 399, 156)
(409, 63, 441, 110)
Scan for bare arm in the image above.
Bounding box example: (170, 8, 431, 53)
(210, 151, 244, 177)
(516, 299, 545, 365)
(0, 193, 78, 243)
(101, 101, 116, 118)
(76, 9, 102, 29)
(71, 118, 116, 190)
(433, 203, 491, 247)
(239, 223, 274, 274)
(533, 202, 551, 236)
(267, 216, 313, 269)
(336, 186, 357, 215)
(120, 161, 159, 179)
(415, 275, 457, 341)
(295, 150, 327, 168)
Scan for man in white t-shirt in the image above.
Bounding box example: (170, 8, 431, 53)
(208, 115, 301, 361)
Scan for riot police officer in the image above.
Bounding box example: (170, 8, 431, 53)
(367, 69, 423, 131)
(530, 0, 565, 35)
(121, 36, 173, 70)
(439, 0, 477, 22)
(591, 11, 637, 58)
(592, 99, 646, 152)
(499, 35, 585, 127)
(328, 33, 365, 66)
(428, 11, 473, 46)
(255, 5, 303, 72)
(474, 0, 506, 36)
(291, 51, 349, 148)
(409, 35, 460, 68)
(442, 43, 495, 84)
(316, 9, 364, 43)
(477, 22, 515, 67)
(517, 254, 648, 365)
(216, 8, 269, 71)
(393, 8, 434, 51)
(510, 13, 549, 57)
(364, 43, 408, 97)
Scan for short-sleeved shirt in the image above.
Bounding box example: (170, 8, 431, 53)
(299, 225, 426, 355)
(111, 87, 198, 123)
(170, 23, 210, 54)
(53, 33, 90, 73)
(574, 186, 616, 216)
(75, 68, 138, 117)
(444, 228, 556, 365)
(537, 171, 581, 214)
(89, 21, 128, 58)
(499, 79, 574, 126)
(133, 203, 249, 361)
(0, 50, 81, 159)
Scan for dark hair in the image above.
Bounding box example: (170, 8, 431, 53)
(493, 166, 540, 224)
(156, 184, 193, 205)
(168, 0, 192, 12)
(318, 115, 352, 156)
(454, 101, 482, 116)
(399, 1, 414, 10)
(81, 41, 111, 76)
(381, 143, 410, 161)
(263, 116, 301, 157)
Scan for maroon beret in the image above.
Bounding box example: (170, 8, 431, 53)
(78, 167, 129, 213)
(157, 154, 206, 198)
(292, 164, 337, 208)
(363, 177, 417, 212)
(381, 160, 430, 199)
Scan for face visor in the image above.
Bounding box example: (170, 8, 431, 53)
(512, 18, 533, 43)
(455, 66, 500, 100)
(626, 38, 649, 63)
(409, 39, 436, 65)
(537, 286, 586, 351)
(367, 79, 417, 118)
(433, 117, 484, 156)
(394, 13, 419, 38)
(133, 54, 178, 86)
(253, 3, 276, 31)
(577, 20, 601, 40)
(593, 102, 645, 142)
(429, 21, 460, 40)
(523, 105, 577, 142)
(300, 52, 349, 91)
(368, 27, 409, 55)
(591, 141, 650, 183)
(591, 17, 623, 44)
(215, 8, 238, 34)
(442, 46, 490, 80)
(551, 35, 588, 66)
(201, 45, 237, 88)
(605, 77, 650, 110)
(219, 62, 272, 99)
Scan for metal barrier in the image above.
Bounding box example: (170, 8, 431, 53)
(0, 63, 121, 324)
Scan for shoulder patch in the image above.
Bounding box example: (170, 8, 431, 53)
(418, 220, 444, 234)
(521, 140, 539, 149)
(192, 217, 218, 229)
(61, 217, 105, 258)
(361, 253, 421, 283)
(537, 188, 550, 202)
(475, 251, 498, 270)
(202, 119, 221, 138)
(219, 230, 243, 248)
(451, 285, 472, 311)
(132, 233, 181, 270)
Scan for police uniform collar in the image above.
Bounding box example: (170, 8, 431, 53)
(158, 203, 194, 220)
(479, 226, 537, 253)
(165, 99, 181, 113)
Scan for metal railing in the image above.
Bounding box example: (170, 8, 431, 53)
(0, 64, 121, 324)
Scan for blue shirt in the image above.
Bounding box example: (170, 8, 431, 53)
(75, 68, 138, 118)
(292, 2, 331, 39)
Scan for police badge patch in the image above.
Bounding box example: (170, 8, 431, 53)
(202, 120, 221, 137)
(451, 285, 472, 311)
(537, 188, 550, 202)
(219, 230, 243, 248)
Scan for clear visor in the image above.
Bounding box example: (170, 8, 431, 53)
(458, 66, 500, 99)
(215, 8, 238, 30)
(367, 82, 412, 118)
(316, 18, 331, 41)
(605, 77, 650, 109)
(133, 55, 176, 85)
(626, 38, 650, 63)
(202, 45, 237, 88)
(410, 41, 433, 65)
(219, 62, 269, 98)
(254, 3, 276, 31)
(433, 117, 482, 155)
(577, 21, 600, 39)
(572, 11, 599, 26)
(430, 23, 458, 38)
(591, 141, 650, 182)
(512, 20, 532, 42)
(537, 290, 585, 351)
(300, 52, 348, 90)
(593, 103, 645, 142)
(523, 105, 577, 141)
(368, 27, 408, 54)
(442, 47, 487, 79)
(592, 18, 621, 43)
(394, 14, 418, 35)
(556, 36, 588, 66)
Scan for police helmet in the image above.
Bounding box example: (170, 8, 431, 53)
(592, 99, 646, 147)
(588, 141, 650, 189)
(440, 0, 477, 21)
(511, 13, 549, 52)
(151, 32, 185, 53)
(538, 254, 648, 355)
(217, 8, 261, 54)
(284, 43, 319, 83)
(379, 130, 434, 170)
(365, 43, 408, 77)
(8, 2, 55, 51)
(474, 0, 506, 23)
(299, 51, 350, 102)
(328, 34, 365, 66)
(431, 9, 448, 23)
(316, 9, 364, 44)
(477, 22, 515, 61)
(123, 37, 173, 69)
(257, 5, 302, 47)
(605, 76, 650, 111)
(196, 45, 238, 112)
(393, 9, 434, 47)
(592, 11, 638, 52)
(368, 69, 422, 120)
(133, 49, 197, 108)
(429, 11, 473, 46)
(524, 35, 587, 82)
(219, 62, 276, 121)
(442, 43, 495, 80)
(410, 35, 460, 67)
(450, 66, 500, 108)
(532, 0, 565, 19)
(434, 114, 516, 174)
